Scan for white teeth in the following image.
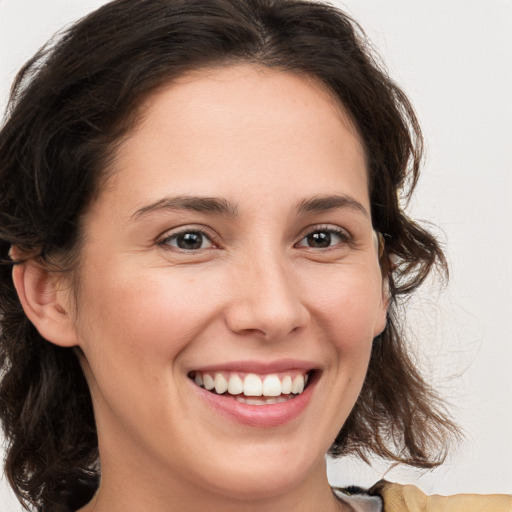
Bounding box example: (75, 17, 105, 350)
(214, 373, 228, 394)
(239, 397, 266, 406)
(227, 373, 244, 395)
(193, 370, 311, 398)
(203, 374, 215, 391)
(281, 375, 292, 394)
(291, 375, 305, 394)
(262, 374, 281, 396)
(235, 396, 289, 406)
(243, 373, 263, 396)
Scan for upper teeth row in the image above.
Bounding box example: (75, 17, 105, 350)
(193, 372, 309, 397)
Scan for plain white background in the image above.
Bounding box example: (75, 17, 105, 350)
(1, 0, 511, 509)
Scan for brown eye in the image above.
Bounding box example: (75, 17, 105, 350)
(296, 229, 346, 249)
(162, 230, 213, 250)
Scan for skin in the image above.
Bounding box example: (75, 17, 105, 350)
(14, 65, 388, 512)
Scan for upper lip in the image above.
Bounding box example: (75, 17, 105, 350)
(190, 359, 317, 374)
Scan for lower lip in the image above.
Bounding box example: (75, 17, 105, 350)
(191, 377, 316, 427)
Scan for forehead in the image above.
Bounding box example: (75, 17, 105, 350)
(137, 64, 360, 134)
(103, 64, 369, 216)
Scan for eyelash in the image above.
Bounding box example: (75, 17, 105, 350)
(157, 224, 351, 252)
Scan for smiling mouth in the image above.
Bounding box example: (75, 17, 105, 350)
(188, 370, 313, 405)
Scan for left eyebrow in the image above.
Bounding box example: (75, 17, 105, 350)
(296, 194, 369, 218)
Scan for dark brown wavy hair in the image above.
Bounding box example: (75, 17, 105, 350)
(0, 0, 458, 510)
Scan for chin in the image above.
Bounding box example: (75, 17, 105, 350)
(190, 438, 327, 502)
(203, 464, 309, 502)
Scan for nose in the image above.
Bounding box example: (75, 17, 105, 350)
(224, 250, 310, 340)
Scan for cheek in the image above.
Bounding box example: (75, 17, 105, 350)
(304, 265, 385, 346)
(73, 267, 225, 434)
(74, 265, 221, 370)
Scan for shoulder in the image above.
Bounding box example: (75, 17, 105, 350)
(334, 485, 383, 512)
(368, 480, 512, 512)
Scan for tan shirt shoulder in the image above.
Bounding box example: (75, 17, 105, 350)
(369, 480, 512, 512)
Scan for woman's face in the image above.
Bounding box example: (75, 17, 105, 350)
(69, 65, 387, 502)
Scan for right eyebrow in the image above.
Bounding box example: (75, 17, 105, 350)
(131, 195, 239, 219)
(296, 194, 369, 218)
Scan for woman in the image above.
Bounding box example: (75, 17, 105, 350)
(0, 1, 510, 511)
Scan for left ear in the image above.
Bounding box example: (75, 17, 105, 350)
(12, 257, 79, 348)
(373, 274, 390, 337)
(374, 231, 391, 334)
(382, 274, 391, 308)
